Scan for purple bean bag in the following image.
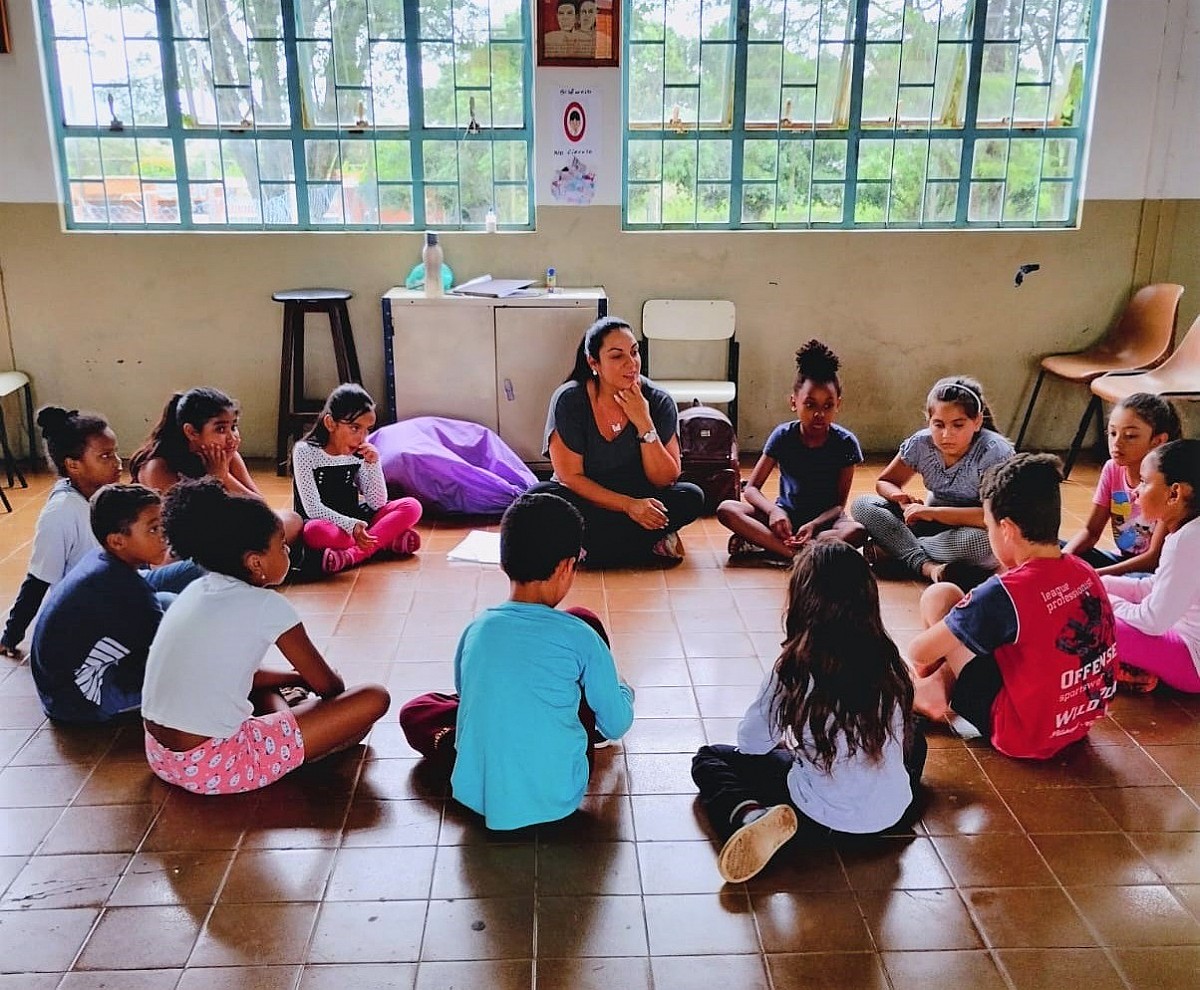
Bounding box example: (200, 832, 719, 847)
(369, 417, 537, 515)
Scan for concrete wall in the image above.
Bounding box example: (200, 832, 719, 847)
(1, 0, 1198, 458)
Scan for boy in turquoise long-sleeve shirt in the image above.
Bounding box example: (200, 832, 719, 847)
(401, 493, 635, 830)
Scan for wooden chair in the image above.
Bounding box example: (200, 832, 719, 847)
(1089, 312, 1200, 442)
(641, 299, 739, 430)
(1014, 283, 1183, 476)
(0, 371, 34, 514)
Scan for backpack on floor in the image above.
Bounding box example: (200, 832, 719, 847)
(677, 403, 739, 515)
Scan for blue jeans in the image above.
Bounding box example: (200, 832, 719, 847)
(140, 559, 205, 610)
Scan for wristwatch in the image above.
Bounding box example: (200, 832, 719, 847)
(638, 429, 659, 444)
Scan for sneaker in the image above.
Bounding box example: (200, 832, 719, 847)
(279, 685, 311, 707)
(651, 531, 686, 560)
(391, 528, 422, 555)
(717, 804, 799, 883)
(322, 547, 360, 574)
(1115, 662, 1159, 694)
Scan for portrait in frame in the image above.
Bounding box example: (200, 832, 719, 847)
(538, 0, 619, 67)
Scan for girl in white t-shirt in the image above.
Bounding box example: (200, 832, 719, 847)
(0, 406, 121, 658)
(692, 540, 925, 883)
(141, 478, 390, 795)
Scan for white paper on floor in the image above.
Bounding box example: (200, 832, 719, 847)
(446, 529, 502, 565)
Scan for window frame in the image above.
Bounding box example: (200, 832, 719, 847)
(38, 0, 536, 231)
(622, 0, 1101, 231)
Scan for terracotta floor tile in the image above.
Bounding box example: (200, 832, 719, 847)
(324, 845, 436, 902)
(766, 952, 888, 990)
(72, 760, 169, 808)
(919, 783, 1023, 835)
(858, 889, 984, 951)
(752, 890, 873, 952)
(41, 804, 158, 855)
(1002, 787, 1122, 833)
(307, 900, 426, 963)
(624, 753, 697, 795)
(176, 965, 302, 990)
(536, 894, 648, 957)
(620, 717, 705, 754)
(1031, 832, 1161, 887)
(430, 843, 535, 899)
(685, 657, 764, 686)
(881, 949, 1008, 990)
(964, 887, 1096, 948)
(0, 764, 90, 807)
(629, 793, 711, 842)
(693, 684, 759, 718)
(536, 841, 642, 896)
(538, 956, 651, 990)
(340, 799, 442, 847)
(626, 686, 698, 718)
(190, 902, 319, 967)
(59, 970, 182, 989)
(3, 852, 129, 909)
(1067, 884, 1200, 946)
(638, 840, 726, 894)
(0, 806, 62, 855)
(1143, 744, 1200, 786)
(995, 948, 1127, 990)
(413, 959, 531, 990)
(643, 892, 760, 955)
(931, 834, 1057, 887)
(1090, 785, 1200, 832)
(0, 906, 99, 974)
(741, 838, 850, 893)
(77, 904, 203, 970)
(108, 851, 234, 907)
(300, 963, 417, 990)
(420, 897, 533, 960)
(218, 847, 336, 903)
(837, 835, 953, 891)
(1112, 946, 1200, 990)
(1125, 832, 1200, 884)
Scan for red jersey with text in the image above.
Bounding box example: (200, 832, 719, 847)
(944, 554, 1117, 759)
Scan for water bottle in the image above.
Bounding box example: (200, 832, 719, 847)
(422, 232, 444, 297)
(484, 208, 498, 233)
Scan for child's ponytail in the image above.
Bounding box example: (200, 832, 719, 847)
(162, 477, 280, 580)
(36, 405, 110, 476)
(793, 339, 842, 394)
(1154, 439, 1200, 525)
(302, 383, 375, 447)
(130, 388, 235, 481)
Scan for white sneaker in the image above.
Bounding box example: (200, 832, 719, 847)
(717, 804, 798, 883)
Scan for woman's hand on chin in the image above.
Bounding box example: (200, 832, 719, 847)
(626, 497, 668, 530)
(613, 385, 653, 431)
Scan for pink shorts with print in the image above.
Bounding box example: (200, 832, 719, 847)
(145, 709, 306, 795)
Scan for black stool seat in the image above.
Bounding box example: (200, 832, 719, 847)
(274, 288, 362, 475)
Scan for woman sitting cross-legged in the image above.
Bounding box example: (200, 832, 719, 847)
(528, 316, 704, 567)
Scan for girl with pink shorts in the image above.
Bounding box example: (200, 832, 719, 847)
(1102, 440, 1200, 694)
(141, 477, 391, 794)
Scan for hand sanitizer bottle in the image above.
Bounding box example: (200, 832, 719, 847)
(484, 208, 498, 233)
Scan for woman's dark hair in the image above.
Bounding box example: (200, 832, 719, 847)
(771, 541, 913, 775)
(36, 406, 111, 476)
(302, 384, 376, 447)
(162, 477, 281, 580)
(1115, 393, 1183, 442)
(1151, 439, 1200, 525)
(565, 316, 635, 384)
(926, 375, 997, 432)
(793, 339, 842, 394)
(129, 387, 236, 482)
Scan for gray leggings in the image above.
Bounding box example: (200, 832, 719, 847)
(850, 494, 996, 574)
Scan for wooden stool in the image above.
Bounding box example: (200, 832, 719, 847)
(273, 289, 362, 475)
(0, 371, 34, 513)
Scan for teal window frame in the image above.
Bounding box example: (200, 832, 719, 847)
(622, 0, 1102, 230)
(38, 0, 535, 231)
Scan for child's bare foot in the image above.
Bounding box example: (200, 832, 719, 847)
(912, 672, 952, 721)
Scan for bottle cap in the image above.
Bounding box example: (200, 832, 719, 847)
(425, 231, 439, 245)
(547, 267, 556, 275)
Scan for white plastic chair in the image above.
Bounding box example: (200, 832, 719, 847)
(641, 299, 739, 429)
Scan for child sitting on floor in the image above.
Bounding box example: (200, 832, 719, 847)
(399, 493, 635, 830)
(718, 339, 865, 560)
(141, 478, 390, 795)
(852, 376, 1013, 588)
(292, 384, 423, 574)
(30, 484, 172, 723)
(2, 407, 197, 658)
(1064, 392, 1181, 575)
(1102, 439, 1200, 694)
(908, 453, 1118, 760)
(692, 540, 925, 884)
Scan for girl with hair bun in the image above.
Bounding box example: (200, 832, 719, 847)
(141, 478, 390, 794)
(1, 407, 120, 657)
(718, 340, 866, 560)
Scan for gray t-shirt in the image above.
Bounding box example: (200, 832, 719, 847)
(543, 378, 679, 495)
(899, 428, 1013, 507)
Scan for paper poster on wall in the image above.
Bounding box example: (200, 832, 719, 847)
(549, 87, 601, 206)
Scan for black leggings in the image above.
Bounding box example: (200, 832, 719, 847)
(527, 480, 705, 567)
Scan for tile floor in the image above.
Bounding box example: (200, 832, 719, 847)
(0, 459, 1198, 989)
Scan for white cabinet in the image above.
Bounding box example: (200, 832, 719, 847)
(382, 287, 607, 466)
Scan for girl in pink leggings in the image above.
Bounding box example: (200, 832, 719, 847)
(1102, 439, 1200, 693)
(293, 384, 422, 574)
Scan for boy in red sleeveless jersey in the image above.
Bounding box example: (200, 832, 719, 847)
(907, 453, 1117, 759)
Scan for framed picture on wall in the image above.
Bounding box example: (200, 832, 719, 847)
(537, 0, 618, 67)
(0, 0, 11, 55)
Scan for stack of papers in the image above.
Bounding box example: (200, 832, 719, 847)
(446, 530, 502, 564)
(451, 275, 537, 298)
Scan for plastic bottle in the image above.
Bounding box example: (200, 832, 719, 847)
(484, 208, 498, 233)
(422, 231, 444, 297)
(546, 266, 557, 293)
